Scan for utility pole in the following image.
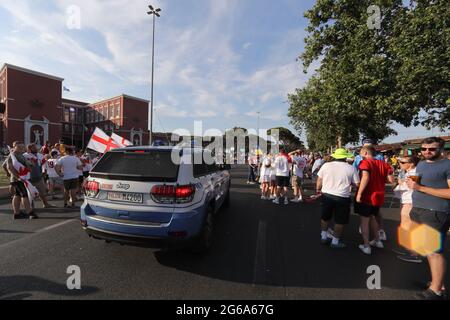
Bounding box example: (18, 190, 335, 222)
(147, 5, 161, 146)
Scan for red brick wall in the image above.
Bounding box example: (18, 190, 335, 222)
(122, 96, 150, 145)
(4, 67, 62, 145)
(0, 67, 7, 145)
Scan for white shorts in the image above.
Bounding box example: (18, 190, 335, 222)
(260, 175, 271, 183)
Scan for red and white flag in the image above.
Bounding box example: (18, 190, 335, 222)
(10, 153, 39, 207)
(24, 152, 46, 167)
(111, 133, 133, 148)
(87, 127, 120, 154)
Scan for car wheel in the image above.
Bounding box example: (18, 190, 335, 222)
(190, 204, 214, 254)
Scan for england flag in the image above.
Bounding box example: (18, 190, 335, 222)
(111, 133, 133, 148)
(87, 128, 120, 154)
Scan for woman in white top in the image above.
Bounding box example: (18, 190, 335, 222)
(394, 154, 422, 262)
(259, 157, 272, 200)
(395, 155, 420, 229)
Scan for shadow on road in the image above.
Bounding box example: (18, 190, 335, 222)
(0, 275, 98, 299)
(154, 165, 449, 294)
(0, 230, 33, 234)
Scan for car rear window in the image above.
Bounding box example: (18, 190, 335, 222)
(91, 150, 179, 182)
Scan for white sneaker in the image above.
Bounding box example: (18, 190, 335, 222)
(370, 240, 384, 249)
(359, 245, 372, 255)
(273, 198, 280, 205)
(379, 230, 387, 241)
(261, 196, 267, 200)
(290, 198, 300, 203)
(284, 198, 289, 205)
(327, 228, 334, 239)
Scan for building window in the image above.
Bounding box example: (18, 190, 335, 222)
(77, 109, 84, 123)
(115, 105, 120, 119)
(69, 108, 76, 123)
(64, 108, 70, 122)
(0, 79, 4, 100)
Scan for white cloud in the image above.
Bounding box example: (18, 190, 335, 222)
(154, 103, 188, 118)
(0, 0, 312, 132)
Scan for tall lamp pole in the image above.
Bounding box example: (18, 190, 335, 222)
(147, 5, 161, 146)
(256, 111, 261, 150)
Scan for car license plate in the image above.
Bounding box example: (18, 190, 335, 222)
(107, 192, 143, 204)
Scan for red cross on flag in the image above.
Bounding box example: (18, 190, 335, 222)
(111, 132, 133, 148)
(87, 127, 120, 153)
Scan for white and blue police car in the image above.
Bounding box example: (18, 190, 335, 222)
(80, 146, 231, 253)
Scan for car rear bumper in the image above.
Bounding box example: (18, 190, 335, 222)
(80, 202, 205, 247)
(84, 226, 193, 248)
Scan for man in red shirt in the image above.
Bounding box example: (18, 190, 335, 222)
(40, 141, 50, 155)
(356, 146, 395, 255)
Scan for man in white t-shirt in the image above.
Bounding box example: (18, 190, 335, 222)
(312, 154, 325, 181)
(316, 149, 360, 248)
(44, 150, 63, 199)
(55, 146, 83, 208)
(273, 147, 293, 205)
(289, 150, 307, 203)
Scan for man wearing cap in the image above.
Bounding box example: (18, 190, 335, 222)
(354, 138, 385, 169)
(316, 149, 360, 248)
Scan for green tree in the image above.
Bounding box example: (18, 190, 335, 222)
(289, 0, 449, 149)
(268, 127, 305, 151)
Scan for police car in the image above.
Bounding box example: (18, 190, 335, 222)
(80, 146, 231, 252)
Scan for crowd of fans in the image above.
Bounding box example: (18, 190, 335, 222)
(247, 137, 449, 300)
(1, 140, 102, 219)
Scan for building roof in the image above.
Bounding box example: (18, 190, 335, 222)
(1, 63, 64, 82)
(121, 94, 150, 104)
(403, 135, 450, 144)
(89, 94, 150, 106)
(61, 98, 89, 107)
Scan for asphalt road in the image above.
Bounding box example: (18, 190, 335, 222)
(0, 165, 448, 300)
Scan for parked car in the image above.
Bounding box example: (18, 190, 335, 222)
(80, 146, 231, 253)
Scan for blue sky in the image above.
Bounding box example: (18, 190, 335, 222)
(0, 0, 447, 145)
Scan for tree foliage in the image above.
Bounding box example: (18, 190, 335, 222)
(288, 0, 450, 151)
(268, 127, 305, 151)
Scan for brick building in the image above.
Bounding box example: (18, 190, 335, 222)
(0, 63, 150, 149)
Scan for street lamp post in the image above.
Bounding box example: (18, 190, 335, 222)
(256, 111, 261, 150)
(147, 5, 161, 146)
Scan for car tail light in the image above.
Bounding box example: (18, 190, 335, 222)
(151, 185, 195, 204)
(84, 180, 100, 198)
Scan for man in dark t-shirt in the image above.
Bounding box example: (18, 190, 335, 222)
(406, 137, 450, 300)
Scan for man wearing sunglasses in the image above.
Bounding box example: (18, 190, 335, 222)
(406, 137, 450, 300)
